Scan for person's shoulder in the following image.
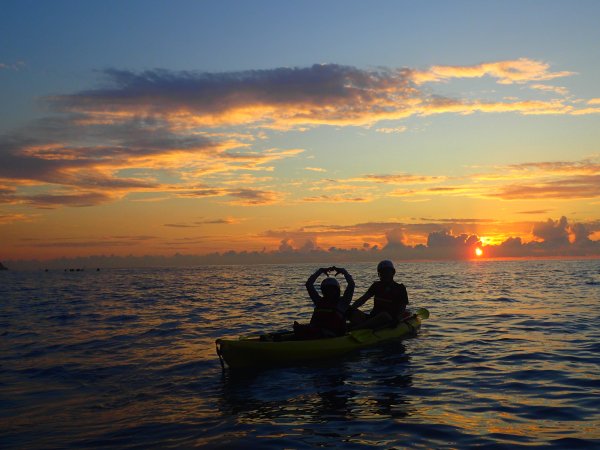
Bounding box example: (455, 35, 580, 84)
(393, 281, 406, 289)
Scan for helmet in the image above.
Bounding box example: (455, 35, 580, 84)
(320, 277, 340, 296)
(377, 260, 395, 273)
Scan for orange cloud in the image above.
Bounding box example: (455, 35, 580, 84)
(0, 212, 35, 224)
(351, 173, 447, 184)
(529, 84, 569, 96)
(266, 156, 600, 206)
(44, 61, 593, 135)
(411, 58, 575, 85)
(6, 215, 599, 266)
(178, 187, 282, 206)
(164, 217, 241, 227)
(301, 194, 372, 203)
(0, 117, 302, 208)
(346, 157, 600, 202)
(258, 216, 600, 258)
(2, 61, 599, 213)
(491, 175, 600, 200)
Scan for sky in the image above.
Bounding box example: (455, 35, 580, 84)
(1, 0, 600, 265)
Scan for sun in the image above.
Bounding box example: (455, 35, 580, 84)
(475, 247, 483, 257)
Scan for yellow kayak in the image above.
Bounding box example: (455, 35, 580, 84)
(215, 308, 429, 369)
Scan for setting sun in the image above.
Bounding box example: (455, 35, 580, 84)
(475, 247, 483, 257)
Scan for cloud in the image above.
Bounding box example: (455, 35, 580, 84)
(411, 58, 575, 85)
(163, 217, 240, 228)
(1, 190, 117, 209)
(47, 65, 419, 129)
(7, 215, 599, 267)
(375, 126, 407, 134)
(1, 60, 598, 212)
(263, 220, 494, 249)
(419, 218, 496, 224)
(349, 157, 600, 202)
(45, 59, 590, 132)
(532, 216, 570, 244)
(492, 175, 600, 200)
(517, 209, 553, 215)
(304, 167, 327, 172)
(267, 216, 599, 260)
(0, 116, 299, 207)
(352, 173, 446, 184)
(486, 216, 600, 257)
(505, 159, 600, 175)
(383, 228, 409, 249)
(0, 212, 35, 224)
(177, 186, 281, 205)
(0, 61, 25, 71)
(301, 194, 372, 203)
(25, 234, 157, 248)
(226, 188, 281, 205)
(529, 84, 569, 96)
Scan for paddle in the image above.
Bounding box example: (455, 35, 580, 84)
(415, 307, 430, 320)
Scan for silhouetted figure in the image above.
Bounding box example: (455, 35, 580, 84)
(348, 260, 409, 330)
(293, 266, 355, 340)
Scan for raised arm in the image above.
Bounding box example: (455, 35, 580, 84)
(305, 267, 327, 303)
(334, 267, 355, 307)
(350, 283, 375, 310)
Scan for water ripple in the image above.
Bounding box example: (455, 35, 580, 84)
(1, 260, 599, 448)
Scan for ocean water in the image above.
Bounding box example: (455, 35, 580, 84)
(1, 260, 599, 449)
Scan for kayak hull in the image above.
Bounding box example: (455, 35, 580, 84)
(216, 308, 429, 369)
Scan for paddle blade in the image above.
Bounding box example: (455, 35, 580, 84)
(415, 307, 430, 320)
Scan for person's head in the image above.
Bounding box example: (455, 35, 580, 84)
(320, 277, 341, 299)
(377, 260, 396, 282)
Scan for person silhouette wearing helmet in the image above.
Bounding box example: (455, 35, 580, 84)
(347, 260, 409, 330)
(293, 266, 355, 340)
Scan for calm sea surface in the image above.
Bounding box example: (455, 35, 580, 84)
(1, 260, 599, 449)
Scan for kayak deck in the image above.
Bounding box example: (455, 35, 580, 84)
(216, 307, 429, 369)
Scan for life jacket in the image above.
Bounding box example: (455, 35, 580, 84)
(310, 297, 346, 336)
(371, 281, 407, 318)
